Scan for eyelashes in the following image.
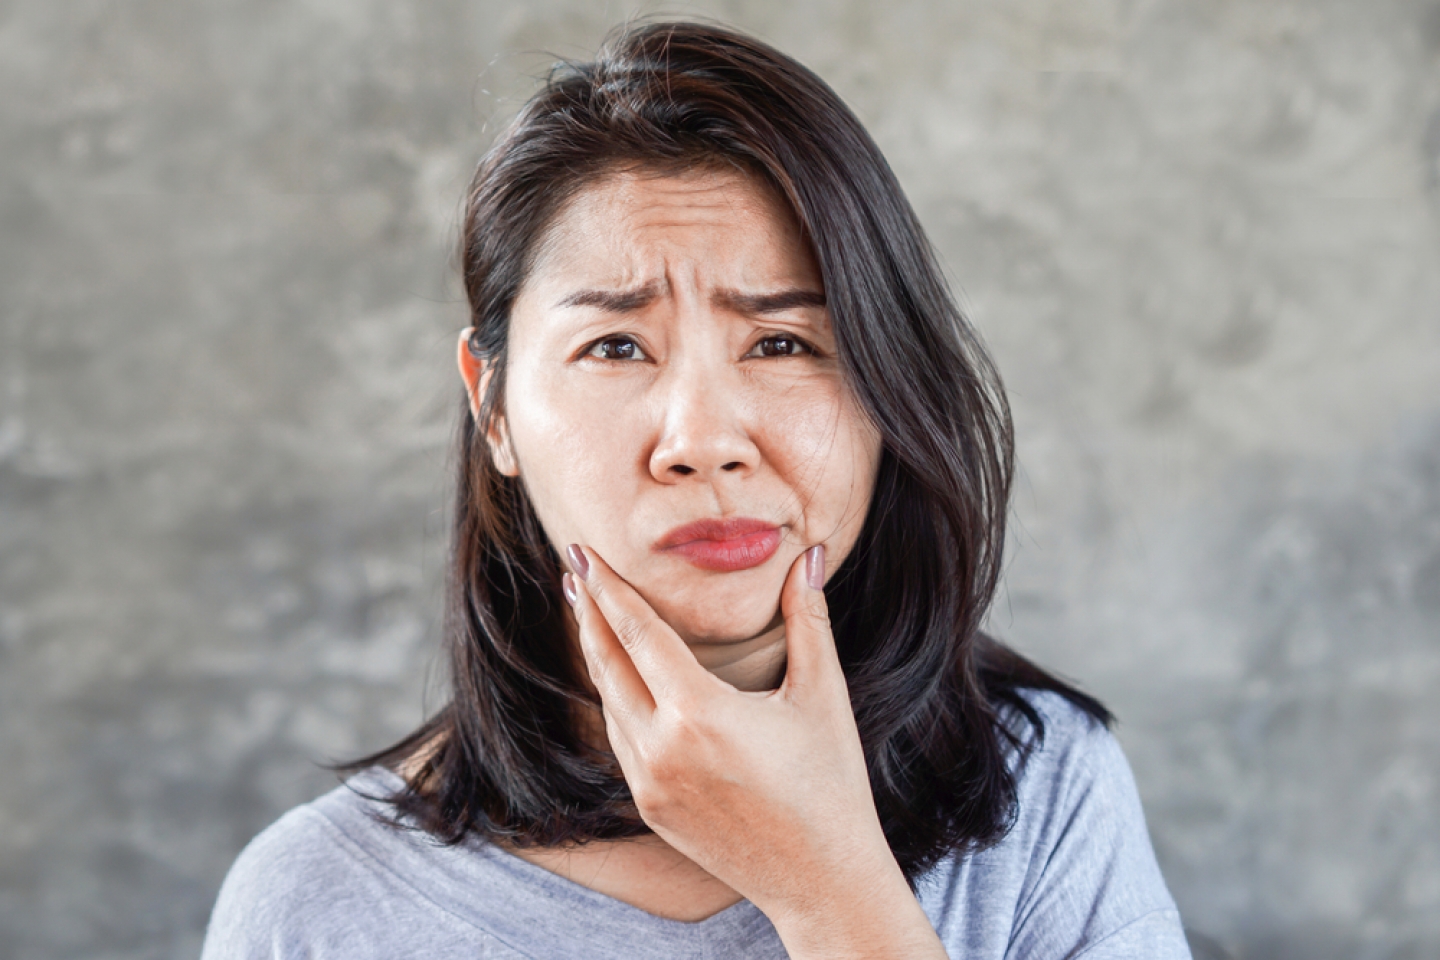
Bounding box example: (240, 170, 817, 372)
(587, 336, 645, 361)
(750, 333, 816, 358)
(582, 333, 820, 362)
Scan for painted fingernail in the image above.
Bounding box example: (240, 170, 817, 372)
(566, 544, 590, 580)
(805, 544, 825, 590)
(562, 571, 578, 606)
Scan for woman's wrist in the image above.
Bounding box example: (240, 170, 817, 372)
(763, 852, 948, 960)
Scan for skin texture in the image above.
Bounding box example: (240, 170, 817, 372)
(456, 169, 946, 957)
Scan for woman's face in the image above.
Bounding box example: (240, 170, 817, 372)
(462, 168, 882, 689)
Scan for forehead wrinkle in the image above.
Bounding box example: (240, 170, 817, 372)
(526, 170, 816, 322)
(614, 171, 765, 230)
(625, 201, 747, 233)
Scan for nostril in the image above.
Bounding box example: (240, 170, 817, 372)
(671, 464, 695, 476)
(722, 461, 743, 472)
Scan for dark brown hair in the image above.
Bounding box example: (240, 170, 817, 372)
(355, 19, 1109, 882)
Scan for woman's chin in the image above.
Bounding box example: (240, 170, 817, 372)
(657, 606, 785, 648)
(636, 575, 785, 646)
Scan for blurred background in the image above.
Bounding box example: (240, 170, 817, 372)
(2, 1, 1437, 957)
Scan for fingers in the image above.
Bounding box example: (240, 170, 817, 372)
(778, 544, 844, 697)
(566, 544, 707, 704)
(565, 570, 656, 723)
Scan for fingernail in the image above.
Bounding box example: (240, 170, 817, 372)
(562, 571, 578, 606)
(805, 544, 825, 590)
(566, 544, 590, 581)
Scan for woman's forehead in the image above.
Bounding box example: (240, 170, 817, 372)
(523, 168, 820, 297)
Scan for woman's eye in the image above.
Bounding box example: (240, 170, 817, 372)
(586, 337, 647, 361)
(752, 334, 814, 358)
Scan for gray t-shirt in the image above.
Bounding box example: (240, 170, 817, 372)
(201, 691, 1191, 959)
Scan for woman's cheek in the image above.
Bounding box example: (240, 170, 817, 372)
(772, 390, 858, 502)
(509, 390, 632, 544)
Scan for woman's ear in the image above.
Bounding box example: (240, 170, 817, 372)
(457, 328, 520, 477)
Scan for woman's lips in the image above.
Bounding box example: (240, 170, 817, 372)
(655, 517, 782, 572)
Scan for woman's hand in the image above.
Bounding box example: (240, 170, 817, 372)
(563, 543, 948, 960)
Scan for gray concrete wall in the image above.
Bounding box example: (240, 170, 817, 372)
(1, 2, 1436, 958)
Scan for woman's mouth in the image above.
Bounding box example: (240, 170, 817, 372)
(655, 517, 783, 572)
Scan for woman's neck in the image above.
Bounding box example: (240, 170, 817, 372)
(563, 604, 790, 692)
(686, 625, 788, 691)
(504, 834, 745, 922)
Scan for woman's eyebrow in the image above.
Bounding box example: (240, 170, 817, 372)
(714, 289, 827, 314)
(556, 281, 664, 312)
(554, 284, 826, 315)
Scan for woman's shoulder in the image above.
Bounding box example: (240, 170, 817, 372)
(207, 775, 378, 900)
(917, 688, 1192, 958)
(200, 769, 393, 955)
(200, 768, 525, 959)
(996, 687, 1158, 860)
(245, 769, 405, 862)
(1006, 686, 1122, 779)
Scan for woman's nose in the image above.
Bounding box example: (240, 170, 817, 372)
(647, 363, 760, 483)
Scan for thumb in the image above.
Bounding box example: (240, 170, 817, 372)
(779, 544, 842, 697)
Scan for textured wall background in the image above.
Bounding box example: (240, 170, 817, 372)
(2, 1, 1437, 958)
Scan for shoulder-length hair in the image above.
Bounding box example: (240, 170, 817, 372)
(357, 19, 1108, 882)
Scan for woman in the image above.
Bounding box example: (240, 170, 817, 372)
(203, 21, 1191, 959)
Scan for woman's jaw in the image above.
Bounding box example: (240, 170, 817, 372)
(559, 525, 809, 692)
